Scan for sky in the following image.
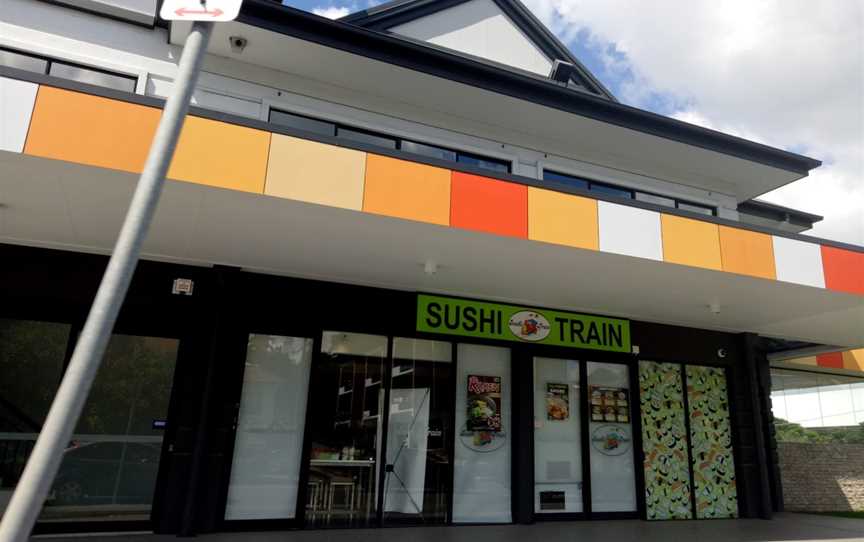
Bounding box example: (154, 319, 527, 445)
(283, 0, 864, 246)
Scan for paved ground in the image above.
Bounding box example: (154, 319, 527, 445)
(33, 513, 864, 542)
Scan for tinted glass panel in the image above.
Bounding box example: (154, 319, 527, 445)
(543, 170, 589, 190)
(337, 127, 397, 149)
(0, 49, 48, 74)
(590, 182, 633, 199)
(269, 110, 335, 137)
(401, 140, 457, 162)
(677, 202, 714, 216)
(457, 152, 510, 174)
(48, 62, 136, 93)
(635, 192, 675, 208)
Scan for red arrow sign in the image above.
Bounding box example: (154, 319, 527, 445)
(174, 7, 224, 17)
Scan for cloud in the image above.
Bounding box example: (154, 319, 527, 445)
(523, 0, 863, 245)
(312, 5, 352, 19)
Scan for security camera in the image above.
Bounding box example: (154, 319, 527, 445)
(229, 36, 247, 53)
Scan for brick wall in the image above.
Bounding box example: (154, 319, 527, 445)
(778, 442, 864, 511)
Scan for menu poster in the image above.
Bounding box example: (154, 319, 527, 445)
(467, 375, 502, 432)
(546, 383, 570, 421)
(589, 386, 630, 423)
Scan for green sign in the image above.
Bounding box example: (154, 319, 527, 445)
(416, 294, 631, 353)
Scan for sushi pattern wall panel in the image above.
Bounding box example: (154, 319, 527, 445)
(639, 361, 693, 520)
(0, 77, 38, 153)
(685, 365, 738, 519)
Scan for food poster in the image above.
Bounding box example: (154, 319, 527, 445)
(546, 383, 570, 421)
(466, 375, 502, 432)
(589, 385, 630, 423)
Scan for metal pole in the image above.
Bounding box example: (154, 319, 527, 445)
(0, 20, 214, 542)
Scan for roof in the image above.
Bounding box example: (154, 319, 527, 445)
(235, 1, 821, 176)
(340, 0, 617, 101)
(739, 199, 824, 226)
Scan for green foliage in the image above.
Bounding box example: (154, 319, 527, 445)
(774, 417, 864, 444)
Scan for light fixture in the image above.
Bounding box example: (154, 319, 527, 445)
(424, 260, 438, 276)
(548, 59, 577, 84)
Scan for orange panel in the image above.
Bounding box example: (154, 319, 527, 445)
(661, 214, 722, 270)
(821, 246, 864, 295)
(842, 349, 864, 372)
(817, 352, 844, 369)
(718, 226, 776, 280)
(450, 171, 527, 238)
(24, 86, 159, 173)
(167, 116, 270, 193)
(362, 154, 451, 226)
(527, 188, 598, 250)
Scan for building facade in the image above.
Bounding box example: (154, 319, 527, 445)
(1, 0, 862, 535)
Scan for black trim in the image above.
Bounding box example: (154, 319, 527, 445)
(679, 365, 698, 519)
(2, 65, 858, 254)
(232, 0, 821, 175)
(738, 199, 823, 228)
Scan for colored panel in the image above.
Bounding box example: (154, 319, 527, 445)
(842, 349, 864, 372)
(362, 154, 451, 226)
(265, 134, 366, 211)
(821, 246, 864, 295)
(167, 116, 270, 194)
(527, 187, 598, 250)
(661, 214, 722, 271)
(450, 171, 527, 238)
(24, 86, 159, 173)
(686, 365, 738, 519)
(639, 361, 692, 520)
(817, 352, 844, 369)
(0, 77, 38, 153)
(598, 201, 663, 261)
(718, 226, 776, 279)
(772, 236, 825, 288)
(785, 355, 818, 367)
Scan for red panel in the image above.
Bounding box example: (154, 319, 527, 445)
(450, 171, 527, 238)
(817, 352, 844, 369)
(821, 246, 864, 295)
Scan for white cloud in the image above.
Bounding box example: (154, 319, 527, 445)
(523, 0, 864, 245)
(312, 5, 352, 19)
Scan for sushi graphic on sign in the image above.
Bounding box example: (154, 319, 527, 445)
(508, 311, 551, 341)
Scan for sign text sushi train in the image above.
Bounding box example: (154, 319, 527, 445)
(416, 294, 631, 353)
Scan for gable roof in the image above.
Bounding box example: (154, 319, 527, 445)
(341, 0, 618, 101)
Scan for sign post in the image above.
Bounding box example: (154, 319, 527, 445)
(0, 2, 238, 539)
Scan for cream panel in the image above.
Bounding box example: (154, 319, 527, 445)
(772, 236, 825, 288)
(598, 201, 663, 261)
(0, 77, 38, 153)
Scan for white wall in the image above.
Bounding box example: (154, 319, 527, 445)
(390, 0, 552, 76)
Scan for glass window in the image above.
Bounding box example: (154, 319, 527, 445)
(0, 49, 48, 74)
(225, 334, 314, 520)
(48, 62, 137, 93)
(401, 140, 457, 162)
(0, 319, 70, 517)
(383, 338, 452, 525)
(452, 343, 511, 523)
(590, 182, 633, 199)
(269, 109, 335, 137)
(457, 152, 510, 174)
(635, 192, 675, 208)
(533, 357, 582, 514)
(337, 127, 397, 149)
(771, 368, 864, 431)
(586, 361, 636, 512)
(677, 202, 715, 216)
(543, 170, 589, 190)
(41, 334, 178, 523)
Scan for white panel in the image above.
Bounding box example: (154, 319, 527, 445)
(225, 334, 313, 520)
(390, 0, 552, 76)
(0, 77, 38, 153)
(597, 201, 663, 261)
(49, 0, 157, 26)
(453, 343, 511, 523)
(772, 236, 825, 288)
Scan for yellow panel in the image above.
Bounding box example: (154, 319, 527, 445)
(167, 116, 270, 193)
(265, 135, 366, 210)
(661, 214, 722, 270)
(843, 349, 864, 372)
(785, 356, 818, 367)
(718, 226, 776, 279)
(24, 86, 159, 173)
(527, 187, 598, 250)
(363, 154, 451, 226)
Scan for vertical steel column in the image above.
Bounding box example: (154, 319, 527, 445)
(0, 21, 214, 541)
